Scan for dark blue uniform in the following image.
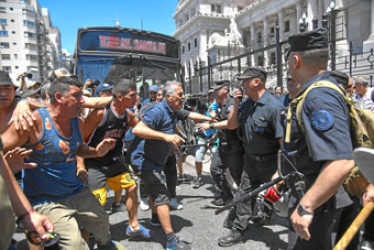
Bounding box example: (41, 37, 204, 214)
(229, 90, 284, 231)
(284, 71, 353, 250)
(217, 96, 244, 186)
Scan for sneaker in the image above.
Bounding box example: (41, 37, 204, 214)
(126, 224, 153, 239)
(177, 174, 190, 184)
(361, 239, 374, 250)
(192, 176, 203, 189)
(148, 216, 161, 227)
(97, 240, 126, 250)
(169, 198, 183, 210)
(166, 236, 192, 250)
(140, 197, 150, 211)
(111, 203, 122, 213)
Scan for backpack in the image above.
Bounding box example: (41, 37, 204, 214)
(284, 80, 374, 198)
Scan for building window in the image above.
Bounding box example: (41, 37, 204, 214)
(26, 54, 38, 61)
(257, 55, 263, 66)
(188, 42, 191, 51)
(194, 38, 197, 48)
(2, 66, 11, 72)
(15, 66, 19, 69)
(11, 19, 14, 22)
(285, 20, 290, 32)
(182, 46, 185, 54)
(23, 20, 35, 27)
(270, 27, 275, 36)
(1, 54, 11, 60)
(0, 7, 6, 13)
(25, 43, 36, 49)
(270, 52, 276, 65)
(12, 31, 16, 34)
(24, 31, 35, 39)
(211, 4, 221, 14)
(237, 6, 244, 11)
(0, 42, 9, 48)
(0, 31, 8, 36)
(14, 54, 18, 59)
(10, 7, 13, 11)
(0, 19, 7, 24)
(257, 32, 262, 44)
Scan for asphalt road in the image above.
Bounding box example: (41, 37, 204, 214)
(13, 154, 289, 250)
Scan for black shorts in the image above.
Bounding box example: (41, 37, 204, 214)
(140, 170, 169, 206)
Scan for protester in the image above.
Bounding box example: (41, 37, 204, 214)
(131, 80, 193, 250)
(81, 78, 153, 239)
(1, 76, 125, 249)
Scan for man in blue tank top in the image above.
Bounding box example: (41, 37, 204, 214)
(2, 76, 125, 250)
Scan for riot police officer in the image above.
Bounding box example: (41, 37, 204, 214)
(284, 28, 354, 249)
(218, 67, 284, 247)
(197, 81, 244, 192)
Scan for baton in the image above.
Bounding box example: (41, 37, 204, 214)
(215, 176, 283, 215)
(333, 201, 374, 250)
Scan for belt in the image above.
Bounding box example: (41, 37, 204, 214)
(249, 153, 277, 162)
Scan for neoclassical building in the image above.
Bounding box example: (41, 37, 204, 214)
(174, 0, 374, 92)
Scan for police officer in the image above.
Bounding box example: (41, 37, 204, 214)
(283, 28, 354, 249)
(199, 81, 244, 187)
(218, 67, 284, 247)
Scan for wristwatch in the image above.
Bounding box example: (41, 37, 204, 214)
(297, 204, 313, 216)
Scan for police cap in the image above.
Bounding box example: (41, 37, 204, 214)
(330, 70, 349, 88)
(287, 28, 328, 56)
(210, 80, 230, 90)
(237, 67, 267, 82)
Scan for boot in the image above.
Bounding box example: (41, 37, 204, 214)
(218, 228, 242, 247)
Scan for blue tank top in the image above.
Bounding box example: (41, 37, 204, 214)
(23, 107, 83, 205)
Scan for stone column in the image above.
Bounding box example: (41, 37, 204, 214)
(307, 0, 318, 30)
(263, 17, 269, 68)
(364, 0, 374, 51)
(296, 1, 302, 32)
(250, 24, 255, 66)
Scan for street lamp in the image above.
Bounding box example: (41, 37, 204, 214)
(299, 12, 309, 32)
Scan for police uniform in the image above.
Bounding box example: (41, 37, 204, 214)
(284, 29, 353, 250)
(218, 68, 284, 247)
(214, 82, 244, 187)
(236, 68, 283, 227)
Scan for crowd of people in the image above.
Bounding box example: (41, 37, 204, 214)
(1, 27, 374, 250)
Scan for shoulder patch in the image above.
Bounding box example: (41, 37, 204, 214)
(311, 109, 334, 131)
(227, 105, 233, 112)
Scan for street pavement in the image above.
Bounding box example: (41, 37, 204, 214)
(13, 154, 289, 250)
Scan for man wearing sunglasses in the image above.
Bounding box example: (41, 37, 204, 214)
(131, 80, 192, 250)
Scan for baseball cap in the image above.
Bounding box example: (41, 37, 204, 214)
(54, 67, 73, 77)
(237, 67, 267, 81)
(149, 85, 159, 92)
(95, 82, 113, 96)
(0, 70, 17, 88)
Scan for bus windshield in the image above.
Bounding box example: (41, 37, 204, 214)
(74, 27, 180, 94)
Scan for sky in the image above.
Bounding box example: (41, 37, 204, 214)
(38, 0, 178, 54)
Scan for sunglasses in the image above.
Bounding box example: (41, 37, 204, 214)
(176, 92, 185, 97)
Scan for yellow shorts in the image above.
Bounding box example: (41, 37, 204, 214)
(91, 172, 136, 206)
